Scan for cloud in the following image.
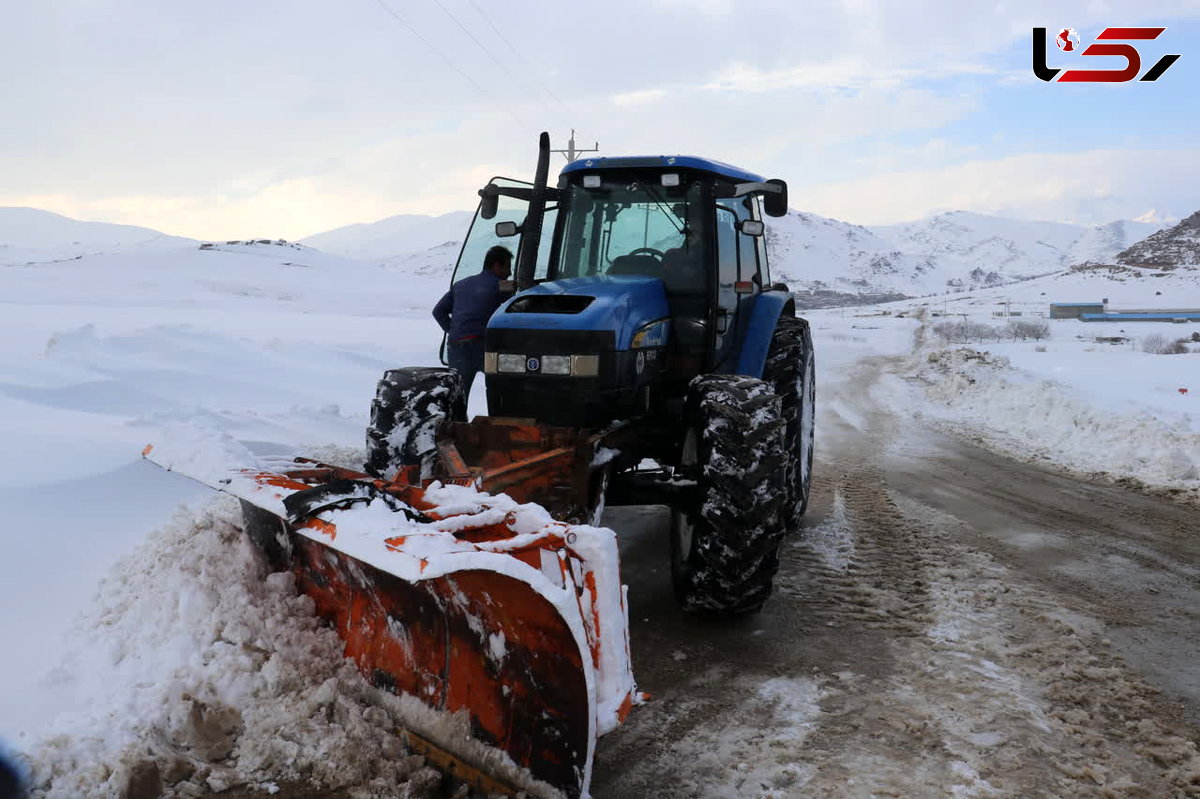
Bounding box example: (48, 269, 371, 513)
(701, 59, 1000, 93)
(5, 102, 571, 240)
(1134, 208, 1178, 225)
(611, 89, 670, 106)
(0, 81, 983, 239)
(0, 183, 405, 242)
(2, 0, 1197, 238)
(794, 148, 1200, 226)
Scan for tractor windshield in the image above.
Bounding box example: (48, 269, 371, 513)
(554, 178, 705, 293)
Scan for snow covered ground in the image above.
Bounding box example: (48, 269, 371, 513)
(797, 263, 1200, 496)
(903, 267, 1200, 491)
(2, 235, 1197, 796)
(0, 244, 448, 745)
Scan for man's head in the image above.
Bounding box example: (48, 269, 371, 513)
(484, 245, 513, 279)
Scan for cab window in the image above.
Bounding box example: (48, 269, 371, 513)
(555, 179, 705, 294)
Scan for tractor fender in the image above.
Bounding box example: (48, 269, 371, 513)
(733, 290, 794, 378)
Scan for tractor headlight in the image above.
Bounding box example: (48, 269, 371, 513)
(571, 355, 600, 377)
(541, 355, 571, 375)
(498, 354, 526, 373)
(483, 352, 498, 374)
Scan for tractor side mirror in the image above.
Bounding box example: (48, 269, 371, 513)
(479, 186, 499, 220)
(738, 220, 764, 237)
(763, 179, 788, 217)
(495, 221, 520, 237)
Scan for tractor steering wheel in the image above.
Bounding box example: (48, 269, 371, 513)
(627, 247, 665, 260)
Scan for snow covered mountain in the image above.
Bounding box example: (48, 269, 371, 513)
(763, 211, 912, 291)
(304, 208, 1161, 299)
(770, 210, 1161, 297)
(5, 204, 1167, 303)
(301, 211, 473, 265)
(876, 211, 1081, 275)
(1064, 219, 1162, 267)
(1116, 210, 1200, 267)
(0, 207, 194, 264)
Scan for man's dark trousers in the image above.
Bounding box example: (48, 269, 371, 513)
(447, 336, 486, 395)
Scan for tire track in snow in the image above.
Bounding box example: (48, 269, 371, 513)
(772, 353, 1200, 798)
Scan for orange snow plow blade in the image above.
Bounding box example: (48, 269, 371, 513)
(144, 428, 637, 799)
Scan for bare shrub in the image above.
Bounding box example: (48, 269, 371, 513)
(932, 322, 959, 342)
(933, 320, 1004, 344)
(1141, 333, 1189, 354)
(1007, 319, 1051, 341)
(1031, 322, 1050, 341)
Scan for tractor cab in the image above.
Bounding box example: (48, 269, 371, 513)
(446, 139, 790, 429)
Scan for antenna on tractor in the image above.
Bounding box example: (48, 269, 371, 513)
(551, 129, 599, 162)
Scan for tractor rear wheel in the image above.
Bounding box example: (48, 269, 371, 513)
(764, 315, 816, 528)
(365, 367, 465, 479)
(670, 375, 787, 615)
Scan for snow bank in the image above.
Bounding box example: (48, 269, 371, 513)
(22, 497, 458, 798)
(22, 483, 588, 799)
(912, 347, 1200, 490)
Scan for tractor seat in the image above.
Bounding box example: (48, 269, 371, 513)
(607, 254, 662, 277)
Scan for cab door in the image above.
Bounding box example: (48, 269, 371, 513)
(711, 196, 761, 371)
(441, 177, 557, 363)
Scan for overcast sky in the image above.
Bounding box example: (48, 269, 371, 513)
(2, 0, 1198, 239)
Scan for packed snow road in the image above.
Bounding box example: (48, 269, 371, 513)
(591, 352, 1200, 798)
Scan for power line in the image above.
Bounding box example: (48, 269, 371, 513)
(371, 0, 530, 133)
(427, 0, 568, 128)
(463, 0, 579, 124)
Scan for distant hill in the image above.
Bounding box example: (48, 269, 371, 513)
(0, 207, 193, 252)
(301, 212, 473, 265)
(303, 207, 1161, 298)
(7, 204, 1169, 302)
(1117, 211, 1200, 267)
(768, 210, 1160, 297)
(1062, 219, 1162, 267)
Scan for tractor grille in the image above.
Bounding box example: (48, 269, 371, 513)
(486, 329, 615, 356)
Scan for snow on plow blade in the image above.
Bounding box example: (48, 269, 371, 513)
(143, 427, 637, 799)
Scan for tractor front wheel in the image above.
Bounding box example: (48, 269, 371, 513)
(670, 375, 787, 615)
(365, 367, 465, 479)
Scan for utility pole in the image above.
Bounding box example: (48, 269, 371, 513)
(551, 129, 599, 162)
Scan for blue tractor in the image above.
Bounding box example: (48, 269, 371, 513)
(366, 133, 815, 615)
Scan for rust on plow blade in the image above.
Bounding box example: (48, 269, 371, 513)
(144, 432, 637, 799)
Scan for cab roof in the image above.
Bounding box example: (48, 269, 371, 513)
(561, 155, 765, 184)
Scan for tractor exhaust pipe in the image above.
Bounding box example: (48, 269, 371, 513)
(514, 132, 551, 292)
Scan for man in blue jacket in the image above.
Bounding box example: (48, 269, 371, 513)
(433, 245, 513, 393)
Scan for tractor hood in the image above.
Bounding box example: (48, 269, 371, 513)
(488, 275, 670, 351)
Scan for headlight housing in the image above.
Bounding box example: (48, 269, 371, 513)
(497, 353, 526, 373)
(541, 355, 571, 375)
(571, 355, 600, 376)
(486, 352, 601, 376)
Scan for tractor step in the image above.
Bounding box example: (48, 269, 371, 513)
(605, 467, 697, 507)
